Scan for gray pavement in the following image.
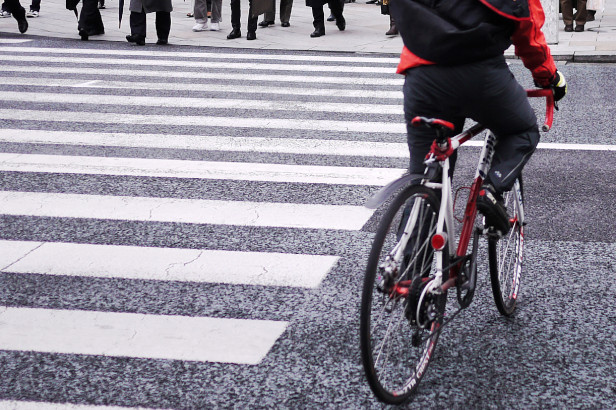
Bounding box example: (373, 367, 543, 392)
(2, 0, 616, 60)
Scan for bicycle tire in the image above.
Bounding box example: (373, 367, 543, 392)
(488, 177, 524, 316)
(360, 185, 447, 404)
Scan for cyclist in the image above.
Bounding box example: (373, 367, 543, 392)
(391, 0, 567, 234)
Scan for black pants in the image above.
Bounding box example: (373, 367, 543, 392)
(403, 55, 539, 193)
(311, 0, 342, 30)
(78, 0, 104, 34)
(3, 0, 25, 20)
(264, 0, 293, 24)
(130, 10, 171, 40)
(230, 0, 257, 32)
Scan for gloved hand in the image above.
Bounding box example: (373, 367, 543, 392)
(535, 70, 567, 101)
(550, 70, 567, 101)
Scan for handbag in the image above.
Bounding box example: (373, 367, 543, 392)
(587, 0, 604, 11)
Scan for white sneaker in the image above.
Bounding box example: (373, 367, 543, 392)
(0, 10, 11, 17)
(26, 9, 39, 17)
(192, 21, 208, 31)
(210, 22, 220, 31)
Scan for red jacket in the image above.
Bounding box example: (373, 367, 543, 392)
(396, 0, 557, 86)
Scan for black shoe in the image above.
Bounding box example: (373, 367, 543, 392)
(310, 28, 325, 37)
(564, 24, 573, 32)
(258, 20, 274, 27)
(385, 26, 398, 35)
(156, 38, 168, 45)
(366, 0, 377, 3)
(574, 24, 584, 32)
(79, 29, 89, 40)
(327, 13, 335, 21)
(247, 31, 256, 40)
(227, 28, 241, 39)
(336, 16, 346, 31)
(281, 21, 290, 27)
(126, 34, 145, 45)
(98, 0, 105, 8)
(17, 17, 28, 33)
(476, 185, 511, 235)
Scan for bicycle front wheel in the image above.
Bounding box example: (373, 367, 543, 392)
(360, 185, 446, 404)
(488, 177, 524, 316)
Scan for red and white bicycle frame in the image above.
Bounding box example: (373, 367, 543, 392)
(411, 89, 554, 296)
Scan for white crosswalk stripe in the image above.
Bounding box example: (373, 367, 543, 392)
(0, 108, 407, 133)
(0, 306, 288, 364)
(0, 153, 405, 185)
(0, 240, 339, 288)
(0, 54, 395, 73)
(0, 44, 403, 387)
(0, 91, 405, 114)
(0, 191, 375, 229)
(0, 65, 403, 85)
(0, 76, 404, 98)
(0, 129, 409, 156)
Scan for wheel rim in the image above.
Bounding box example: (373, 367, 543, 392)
(495, 190, 524, 309)
(363, 189, 443, 400)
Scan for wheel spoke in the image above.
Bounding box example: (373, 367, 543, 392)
(488, 178, 524, 316)
(360, 186, 447, 403)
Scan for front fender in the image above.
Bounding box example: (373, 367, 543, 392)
(364, 173, 423, 209)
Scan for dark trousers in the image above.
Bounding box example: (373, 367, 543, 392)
(560, 0, 587, 25)
(311, 0, 342, 30)
(78, 0, 104, 34)
(130, 10, 171, 40)
(403, 56, 539, 193)
(264, 0, 293, 23)
(230, 0, 257, 31)
(29, 0, 39, 11)
(3, 0, 25, 19)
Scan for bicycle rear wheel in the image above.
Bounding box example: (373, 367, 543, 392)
(360, 185, 447, 404)
(488, 177, 524, 316)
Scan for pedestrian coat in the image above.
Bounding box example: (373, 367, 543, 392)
(129, 0, 171, 13)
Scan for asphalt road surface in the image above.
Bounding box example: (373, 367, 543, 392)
(0, 36, 615, 409)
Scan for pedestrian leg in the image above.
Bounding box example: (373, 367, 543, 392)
(227, 0, 241, 38)
(127, 10, 146, 44)
(310, 5, 325, 36)
(246, 0, 258, 39)
(328, 0, 344, 30)
(280, 0, 292, 25)
(4, 0, 27, 32)
(155, 11, 171, 44)
(209, 0, 221, 29)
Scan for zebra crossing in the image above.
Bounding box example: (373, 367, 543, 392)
(0, 39, 408, 403)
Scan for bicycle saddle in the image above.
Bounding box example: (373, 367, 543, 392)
(411, 117, 455, 132)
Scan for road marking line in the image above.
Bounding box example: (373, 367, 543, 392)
(0, 54, 395, 74)
(0, 191, 377, 230)
(0, 46, 400, 63)
(0, 109, 406, 133)
(0, 401, 160, 410)
(0, 91, 404, 115)
(451, 140, 616, 151)
(0, 40, 32, 44)
(0, 153, 405, 185)
(0, 306, 287, 365)
(0, 240, 338, 288)
(0, 129, 409, 156)
(0, 76, 403, 98)
(0, 66, 403, 86)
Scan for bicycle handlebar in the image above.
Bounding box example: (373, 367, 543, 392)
(526, 88, 555, 132)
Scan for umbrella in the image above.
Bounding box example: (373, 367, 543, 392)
(119, 0, 124, 27)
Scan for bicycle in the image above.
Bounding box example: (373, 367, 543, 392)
(359, 89, 555, 404)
